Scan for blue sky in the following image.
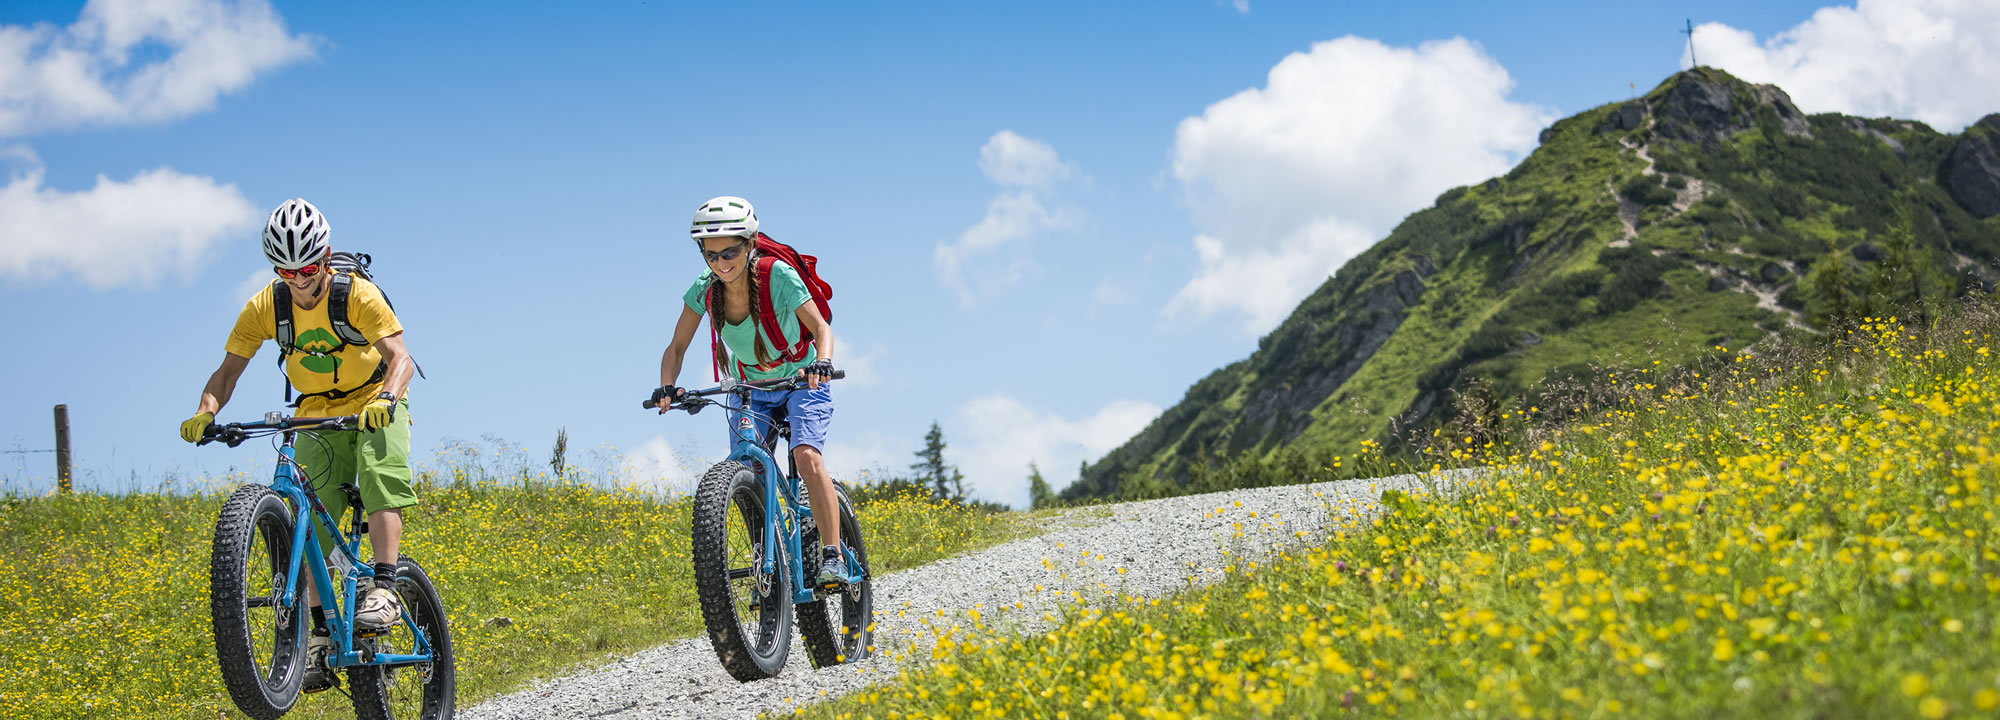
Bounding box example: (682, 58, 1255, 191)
(4, 0, 1997, 507)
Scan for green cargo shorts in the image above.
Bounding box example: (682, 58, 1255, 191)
(294, 398, 418, 553)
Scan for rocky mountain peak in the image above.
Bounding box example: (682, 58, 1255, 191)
(1629, 67, 1810, 147)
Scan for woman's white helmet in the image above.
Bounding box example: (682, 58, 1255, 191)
(689, 196, 758, 243)
(262, 198, 331, 269)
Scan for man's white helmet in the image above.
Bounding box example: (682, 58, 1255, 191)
(690, 196, 758, 242)
(262, 198, 331, 269)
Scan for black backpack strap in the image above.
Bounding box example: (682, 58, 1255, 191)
(272, 262, 424, 404)
(336, 271, 425, 380)
(272, 280, 296, 355)
(288, 361, 390, 408)
(326, 273, 370, 347)
(271, 280, 295, 403)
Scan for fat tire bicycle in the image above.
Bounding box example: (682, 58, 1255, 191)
(644, 371, 874, 681)
(201, 413, 456, 719)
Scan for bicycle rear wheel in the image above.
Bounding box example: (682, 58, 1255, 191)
(348, 555, 457, 720)
(691, 460, 793, 681)
(210, 484, 306, 720)
(797, 481, 874, 668)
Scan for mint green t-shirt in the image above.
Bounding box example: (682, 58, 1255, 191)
(682, 259, 819, 380)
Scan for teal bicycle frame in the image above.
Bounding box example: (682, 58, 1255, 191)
(653, 374, 866, 603)
(207, 415, 436, 670)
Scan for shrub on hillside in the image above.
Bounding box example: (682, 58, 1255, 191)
(1619, 174, 1678, 207)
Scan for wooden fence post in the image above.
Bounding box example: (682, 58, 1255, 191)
(54, 404, 71, 494)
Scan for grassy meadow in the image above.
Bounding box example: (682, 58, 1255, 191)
(0, 452, 1034, 720)
(808, 304, 2000, 719)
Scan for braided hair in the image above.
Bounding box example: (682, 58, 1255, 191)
(705, 242, 779, 375)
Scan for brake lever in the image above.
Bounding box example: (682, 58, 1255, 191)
(199, 423, 237, 448)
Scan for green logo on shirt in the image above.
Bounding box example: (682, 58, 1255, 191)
(296, 328, 342, 374)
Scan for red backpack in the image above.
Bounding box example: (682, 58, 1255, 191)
(706, 232, 834, 380)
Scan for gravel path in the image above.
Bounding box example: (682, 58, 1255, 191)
(463, 470, 1472, 720)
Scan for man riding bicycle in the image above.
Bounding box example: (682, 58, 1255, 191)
(179, 198, 419, 693)
(653, 196, 846, 587)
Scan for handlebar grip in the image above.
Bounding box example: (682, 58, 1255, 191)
(642, 398, 659, 410)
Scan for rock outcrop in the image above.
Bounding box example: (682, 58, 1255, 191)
(1943, 114, 2000, 219)
(1650, 69, 1810, 147)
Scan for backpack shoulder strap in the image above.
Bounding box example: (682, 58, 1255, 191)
(326, 273, 370, 347)
(753, 257, 813, 363)
(753, 256, 783, 345)
(272, 280, 296, 355)
(270, 280, 296, 402)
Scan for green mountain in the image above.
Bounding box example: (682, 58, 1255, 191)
(1064, 67, 2000, 502)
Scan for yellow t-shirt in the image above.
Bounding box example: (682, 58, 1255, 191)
(225, 276, 405, 417)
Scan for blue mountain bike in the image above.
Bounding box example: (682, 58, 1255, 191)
(201, 413, 455, 720)
(643, 371, 873, 681)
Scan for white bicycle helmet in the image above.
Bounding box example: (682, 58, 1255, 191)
(689, 196, 759, 243)
(262, 198, 331, 269)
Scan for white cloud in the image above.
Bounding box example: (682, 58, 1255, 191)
(831, 337, 884, 389)
(978, 129, 1076, 187)
(936, 131, 1083, 305)
(0, 0, 318, 137)
(1167, 36, 1555, 334)
(0, 145, 258, 288)
(953, 393, 1162, 509)
(1170, 222, 1374, 331)
(1232, 0, 1251, 15)
(820, 428, 908, 487)
(618, 435, 705, 496)
(1691, 0, 2000, 131)
(1094, 277, 1133, 305)
(620, 427, 908, 499)
(228, 266, 270, 303)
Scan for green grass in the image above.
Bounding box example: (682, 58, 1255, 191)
(807, 301, 2000, 719)
(1070, 68, 1996, 505)
(0, 476, 1035, 720)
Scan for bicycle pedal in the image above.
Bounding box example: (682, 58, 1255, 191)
(354, 627, 391, 639)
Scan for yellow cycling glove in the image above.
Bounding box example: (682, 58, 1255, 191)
(361, 393, 398, 432)
(180, 412, 214, 443)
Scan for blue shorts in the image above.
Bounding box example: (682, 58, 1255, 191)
(725, 384, 834, 454)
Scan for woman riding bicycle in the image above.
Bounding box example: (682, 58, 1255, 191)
(653, 196, 845, 587)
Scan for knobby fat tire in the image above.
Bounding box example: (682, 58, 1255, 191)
(795, 482, 873, 669)
(692, 461, 794, 681)
(210, 484, 306, 720)
(347, 554, 458, 720)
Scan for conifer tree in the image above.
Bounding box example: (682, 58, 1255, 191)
(910, 422, 966, 501)
(1027, 463, 1054, 509)
(1808, 250, 1860, 326)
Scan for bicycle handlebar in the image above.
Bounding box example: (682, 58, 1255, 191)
(198, 415, 363, 447)
(642, 370, 846, 410)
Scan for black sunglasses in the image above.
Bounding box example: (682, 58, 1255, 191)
(702, 242, 749, 264)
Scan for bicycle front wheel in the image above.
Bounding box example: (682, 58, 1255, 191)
(210, 484, 306, 720)
(691, 460, 793, 681)
(348, 554, 457, 720)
